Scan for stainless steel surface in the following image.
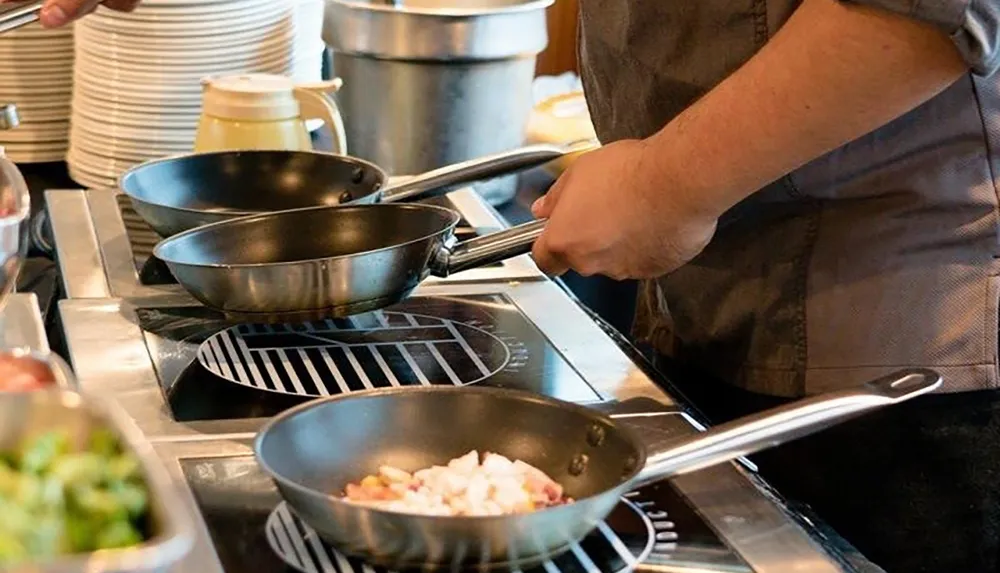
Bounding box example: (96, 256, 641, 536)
(0, 1, 42, 35)
(0, 149, 32, 312)
(152, 204, 545, 319)
(51, 181, 861, 572)
(636, 368, 941, 484)
(119, 146, 564, 238)
(45, 190, 111, 298)
(0, 104, 19, 130)
(254, 373, 933, 568)
(0, 389, 195, 572)
(0, 292, 51, 352)
(57, 278, 857, 572)
(50, 186, 543, 300)
(323, 0, 552, 206)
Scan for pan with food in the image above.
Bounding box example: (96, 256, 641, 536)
(255, 368, 941, 570)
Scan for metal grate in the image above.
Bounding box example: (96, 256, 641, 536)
(198, 310, 511, 397)
(265, 492, 671, 573)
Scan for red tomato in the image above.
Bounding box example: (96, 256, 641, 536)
(0, 353, 55, 391)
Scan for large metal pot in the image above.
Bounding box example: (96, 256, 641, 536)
(322, 0, 552, 206)
(0, 104, 31, 314)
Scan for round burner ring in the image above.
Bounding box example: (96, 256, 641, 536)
(265, 497, 655, 573)
(197, 311, 511, 398)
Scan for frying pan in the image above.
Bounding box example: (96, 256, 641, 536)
(254, 368, 941, 570)
(119, 143, 579, 237)
(152, 203, 545, 322)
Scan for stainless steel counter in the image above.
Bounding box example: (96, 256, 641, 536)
(1, 292, 51, 352)
(47, 185, 867, 573)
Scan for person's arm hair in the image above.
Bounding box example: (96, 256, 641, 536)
(642, 0, 975, 221)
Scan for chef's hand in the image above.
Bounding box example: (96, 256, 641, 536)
(531, 140, 718, 280)
(24, 0, 141, 27)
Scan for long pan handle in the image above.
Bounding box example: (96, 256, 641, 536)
(632, 368, 942, 487)
(429, 219, 546, 276)
(379, 141, 597, 204)
(0, 1, 43, 34)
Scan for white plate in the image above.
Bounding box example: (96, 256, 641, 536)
(67, 162, 116, 190)
(2, 146, 67, 164)
(76, 29, 294, 63)
(7, 107, 71, 122)
(95, 0, 275, 20)
(74, 50, 293, 83)
(86, 0, 288, 34)
(0, 84, 72, 97)
(72, 101, 198, 130)
(0, 44, 74, 58)
(71, 90, 199, 116)
(0, 60, 75, 74)
(80, 5, 292, 39)
(70, 116, 196, 145)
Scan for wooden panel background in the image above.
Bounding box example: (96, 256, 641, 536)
(536, 0, 579, 76)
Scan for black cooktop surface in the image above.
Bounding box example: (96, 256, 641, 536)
(138, 294, 602, 422)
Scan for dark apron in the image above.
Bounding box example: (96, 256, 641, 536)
(578, 0, 1000, 397)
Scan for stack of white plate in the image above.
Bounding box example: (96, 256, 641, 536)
(68, 0, 297, 189)
(0, 22, 74, 163)
(291, 0, 325, 83)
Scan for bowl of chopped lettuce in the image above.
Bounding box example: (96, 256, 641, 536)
(0, 389, 194, 572)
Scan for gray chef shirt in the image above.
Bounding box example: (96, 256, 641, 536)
(577, 0, 1000, 396)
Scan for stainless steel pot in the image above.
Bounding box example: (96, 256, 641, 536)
(323, 0, 552, 206)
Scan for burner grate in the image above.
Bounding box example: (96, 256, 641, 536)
(198, 310, 511, 397)
(265, 494, 664, 573)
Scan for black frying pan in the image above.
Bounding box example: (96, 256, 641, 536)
(255, 369, 940, 570)
(119, 144, 578, 237)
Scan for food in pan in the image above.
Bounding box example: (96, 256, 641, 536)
(342, 450, 573, 516)
(0, 352, 56, 392)
(0, 428, 151, 565)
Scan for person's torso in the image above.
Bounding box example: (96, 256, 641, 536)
(579, 0, 1000, 396)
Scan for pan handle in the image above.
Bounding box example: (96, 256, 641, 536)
(429, 219, 546, 276)
(0, 1, 43, 34)
(379, 143, 588, 204)
(631, 368, 942, 487)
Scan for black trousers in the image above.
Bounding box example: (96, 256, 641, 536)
(653, 356, 1000, 573)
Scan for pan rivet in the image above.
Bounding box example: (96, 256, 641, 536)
(338, 190, 354, 203)
(623, 456, 639, 474)
(586, 425, 606, 447)
(568, 454, 589, 476)
(351, 167, 365, 183)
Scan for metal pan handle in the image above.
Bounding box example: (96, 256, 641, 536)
(379, 141, 597, 204)
(632, 368, 942, 487)
(0, 1, 43, 34)
(429, 219, 546, 276)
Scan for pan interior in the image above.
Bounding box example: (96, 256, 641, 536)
(155, 204, 461, 266)
(121, 151, 385, 213)
(257, 388, 643, 505)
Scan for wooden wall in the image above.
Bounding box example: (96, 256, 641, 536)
(535, 0, 579, 76)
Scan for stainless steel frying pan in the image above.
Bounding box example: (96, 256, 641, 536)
(120, 143, 581, 237)
(255, 368, 941, 570)
(152, 203, 544, 321)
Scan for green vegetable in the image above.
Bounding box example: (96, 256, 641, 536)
(0, 428, 151, 566)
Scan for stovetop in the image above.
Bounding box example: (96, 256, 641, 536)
(165, 409, 749, 573)
(138, 294, 602, 423)
(115, 194, 504, 287)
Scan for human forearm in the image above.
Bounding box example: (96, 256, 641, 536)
(644, 0, 968, 219)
